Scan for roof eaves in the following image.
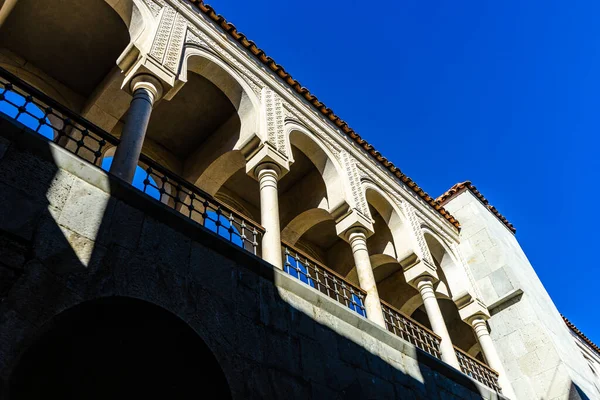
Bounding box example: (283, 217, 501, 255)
(189, 0, 461, 231)
(436, 181, 516, 234)
(563, 315, 600, 357)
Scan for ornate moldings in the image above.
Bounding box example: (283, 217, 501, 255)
(263, 89, 286, 155)
(141, 0, 164, 17)
(341, 151, 369, 216)
(186, 26, 263, 96)
(405, 204, 434, 264)
(149, 5, 177, 63)
(282, 103, 341, 157)
(185, 29, 208, 48)
(164, 13, 188, 73)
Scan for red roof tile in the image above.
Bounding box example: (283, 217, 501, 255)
(563, 315, 600, 356)
(436, 181, 516, 234)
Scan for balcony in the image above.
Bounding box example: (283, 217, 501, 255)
(0, 65, 501, 394)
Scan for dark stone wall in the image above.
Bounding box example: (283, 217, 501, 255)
(0, 117, 502, 399)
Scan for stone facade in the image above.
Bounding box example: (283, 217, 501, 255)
(0, 118, 504, 399)
(0, 0, 598, 399)
(444, 190, 600, 400)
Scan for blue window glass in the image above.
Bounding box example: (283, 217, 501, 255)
(0, 90, 54, 140)
(204, 211, 243, 248)
(348, 293, 366, 317)
(101, 156, 160, 200)
(284, 255, 315, 288)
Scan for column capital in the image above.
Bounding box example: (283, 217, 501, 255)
(246, 142, 290, 180)
(121, 57, 178, 100)
(336, 210, 374, 242)
(454, 291, 491, 325)
(130, 74, 164, 103)
(404, 259, 439, 289)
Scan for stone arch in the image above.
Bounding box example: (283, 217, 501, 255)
(401, 293, 424, 316)
(179, 45, 261, 149)
(286, 121, 349, 215)
(194, 151, 246, 197)
(7, 296, 232, 399)
(171, 45, 262, 201)
(105, 0, 156, 57)
(281, 208, 333, 246)
(422, 225, 471, 300)
(363, 181, 418, 262)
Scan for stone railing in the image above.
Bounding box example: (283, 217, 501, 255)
(282, 241, 367, 317)
(454, 346, 501, 392)
(0, 66, 263, 255)
(380, 300, 442, 359)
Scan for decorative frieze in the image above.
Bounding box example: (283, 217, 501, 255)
(149, 5, 177, 63)
(164, 13, 188, 73)
(186, 26, 263, 96)
(341, 151, 369, 217)
(262, 89, 286, 155)
(141, 0, 164, 17)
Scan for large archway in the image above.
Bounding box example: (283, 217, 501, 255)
(9, 297, 231, 400)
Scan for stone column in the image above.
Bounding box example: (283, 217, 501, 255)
(471, 317, 517, 399)
(0, 0, 18, 28)
(110, 74, 162, 183)
(415, 276, 461, 368)
(256, 163, 283, 270)
(347, 227, 386, 328)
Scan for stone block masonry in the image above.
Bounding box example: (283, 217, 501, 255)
(0, 117, 506, 399)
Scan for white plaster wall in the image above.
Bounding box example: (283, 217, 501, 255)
(445, 191, 600, 400)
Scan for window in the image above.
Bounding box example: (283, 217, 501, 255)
(101, 156, 160, 200)
(0, 89, 54, 140)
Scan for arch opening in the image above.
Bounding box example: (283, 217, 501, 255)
(0, 0, 131, 99)
(422, 230, 479, 354)
(9, 297, 231, 400)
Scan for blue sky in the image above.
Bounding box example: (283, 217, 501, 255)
(209, 0, 600, 343)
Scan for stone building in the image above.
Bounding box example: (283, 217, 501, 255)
(0, 1, 597, 399)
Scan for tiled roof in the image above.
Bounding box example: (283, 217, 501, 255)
(563, 315, 600, 356)
(436, 181, 516, 234)
(189, 0, 461, 231)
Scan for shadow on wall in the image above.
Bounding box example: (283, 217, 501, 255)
(0, 116, 490, 399)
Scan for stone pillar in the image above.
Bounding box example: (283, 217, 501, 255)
(0, 0, 18, 28)
(110, 74, 162, 183)
(347, 227, 386, 328)
(471, 317, 517, 399)
(415, 276, 461, 368)
(256, 163, 282, 270)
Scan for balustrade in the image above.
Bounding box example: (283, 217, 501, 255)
(282, 242, 367, 317)
(455, 346, 501, 392)
(380, 300, 442, 359)
(0, 67, 263, 254)
(0, 65, 502, 394)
